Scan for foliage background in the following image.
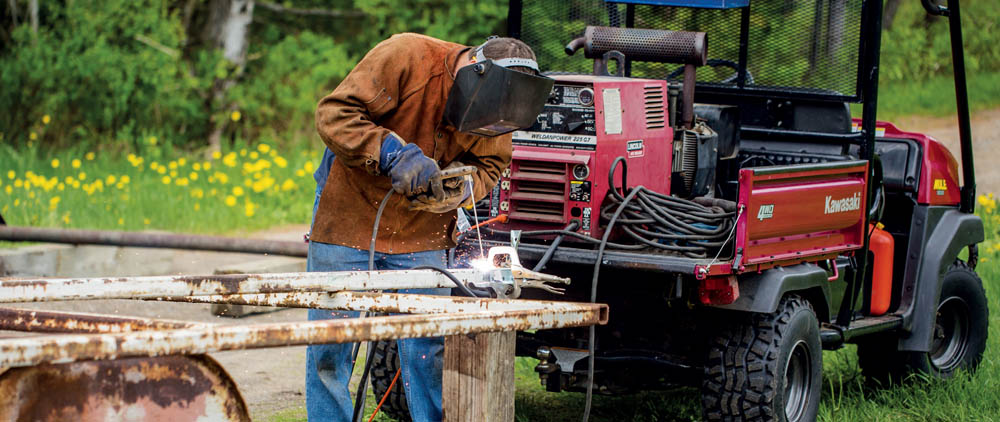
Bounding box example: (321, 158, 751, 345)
(2, 0, 999, 150)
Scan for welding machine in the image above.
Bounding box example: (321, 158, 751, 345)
(489, 75, 673, 239)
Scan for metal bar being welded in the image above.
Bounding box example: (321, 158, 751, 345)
(0, 301, 608, 368)
(0, 269, 486, 303)
(157, 291, 592, 315)
(0, 226, 308, 256)
(0, 307, 208, 333)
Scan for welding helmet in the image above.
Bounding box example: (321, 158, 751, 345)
(443, 43, 554, 137)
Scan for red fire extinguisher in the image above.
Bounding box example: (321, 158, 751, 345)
(869, 223, 894, 316)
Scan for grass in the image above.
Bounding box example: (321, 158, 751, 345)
(0, 137, 319, 239)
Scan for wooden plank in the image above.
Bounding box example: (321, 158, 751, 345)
(442, 331, 516, 422)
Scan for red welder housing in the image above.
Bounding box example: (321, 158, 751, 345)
(490, 75, 673, 239)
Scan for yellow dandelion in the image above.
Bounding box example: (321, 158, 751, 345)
(225, 195, 237, 207)
(162, 176, 171, 185)
(190, 172, 199, 181)
(169, 170, 178, 178)
(106, 175, 116, 184)
(194, 203, 201, 211)
(14, 199, 20, 206)
(51, 159, 60, 168)
(49, 196, 60, 210)
(62, 213, 70, 224)
(231, 111, 242, 122)
(85, 152, 96, 161)
(244, 201, 256, 217)
(28, 191, 35, 199)
(14, 179, 22, 188)
(57, 183, 64, 191)
(29, 132, 37, 140)
(203, 161, 212, 170)
(250, 151, 259, 160)
(120, 175, 130, 184)
(258, 143, 271, 154)
(269, 149, 277, 157)
(274, 156, 288, 168)
(304, 161, 315, 173)
(239, 149, 247, 157)
(148, 136, 157, 145)
(281, 179, 296, 191)
(6, 170, 14, 179)
(193, 163, 202, 171)
(78, 172, 86, 180)
(212, 151, 222, 160)
(42, 115, 51, 124)
(168, 161, 178, 170)
(118, 218, 124, 226)
(178, 158, 187, 167)
(157, 167, 166, 175)
(4, 185, 12, 194)
(232, 186, 245, 197)
(72, 159, 81, 169)
(176, 177, 189, 186)
(150, 162, 159, 170)
(295, 169, 306, 177)
(223, 152, 237, 167)
(144, 218, 151, 225)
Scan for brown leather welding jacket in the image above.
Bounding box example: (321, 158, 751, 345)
(312, 33, 512, 253)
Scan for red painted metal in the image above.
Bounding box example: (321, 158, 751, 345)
(854, 119, 961, 206)
(735, 161, 868, 269)
(698, 275, 739, 305)
(495, 75, 673, 239)
(869, 223, 895, 315)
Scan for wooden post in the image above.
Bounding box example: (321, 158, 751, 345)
(442, 331, 516, 422)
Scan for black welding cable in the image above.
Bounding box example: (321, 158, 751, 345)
(414, 265, 487, 298)
(582, 157, 641, 422)
(531, 221, 579, 272)
(351, 189, 396, 422)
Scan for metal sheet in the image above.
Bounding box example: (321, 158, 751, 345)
(0, 354, 249, 421)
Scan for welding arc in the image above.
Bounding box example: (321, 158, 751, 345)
(600, 170, 736, 258)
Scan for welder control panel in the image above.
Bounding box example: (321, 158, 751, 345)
(519, 84, 597, 139)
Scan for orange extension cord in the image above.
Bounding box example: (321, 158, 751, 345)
(367, 368, 402, 422)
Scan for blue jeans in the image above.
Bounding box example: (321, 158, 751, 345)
(306, 186, 448, 421)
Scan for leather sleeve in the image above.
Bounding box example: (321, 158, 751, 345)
(315, 37, 410, 175)
(460, 133, 513, 202)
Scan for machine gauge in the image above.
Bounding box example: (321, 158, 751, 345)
(578, 88, 595, 106)
(572, 164, 590, 180)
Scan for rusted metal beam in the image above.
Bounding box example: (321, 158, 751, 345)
(0, 307, 207, 334)
(162, 291, 603, 316)
(0, 269, 490, 303)
(0, 301, 607, 368)
(0, 225, 308, 256)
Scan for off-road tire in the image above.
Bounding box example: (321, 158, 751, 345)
(370, 340, 410, 422)
(702, 295, 822, 422)
(858, 261, 988, 384)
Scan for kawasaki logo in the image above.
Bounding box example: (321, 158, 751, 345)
(757, 204, 774, 221)
(824, 193, 862, 214)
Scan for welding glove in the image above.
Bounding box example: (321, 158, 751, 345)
(380, 133, 445, 199)
(409, 162, 473, 213)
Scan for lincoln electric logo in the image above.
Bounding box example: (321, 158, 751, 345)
(757, 204, 774, 221)
(824, 192, 862, 214)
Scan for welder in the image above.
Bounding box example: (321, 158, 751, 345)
(306, 33, 552, 421)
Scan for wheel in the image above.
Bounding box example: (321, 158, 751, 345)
(702, 295, 822, 422)
(858, 262, 988, 383)
(370, 340, 411, 422)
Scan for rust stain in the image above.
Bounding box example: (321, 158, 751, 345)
(176, 274, 251, 294)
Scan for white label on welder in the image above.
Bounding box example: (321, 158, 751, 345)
(512, 131, 597, 146)
(602, 88, 623, 135)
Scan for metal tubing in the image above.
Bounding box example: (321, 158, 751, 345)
(0, 226, 308, 256)
(0, 269, 484, 303)
(157, 291, 600, 316)
(0, 301, 608, 368)
(0, 307, 206, 333)
(944, 0, 976, 213)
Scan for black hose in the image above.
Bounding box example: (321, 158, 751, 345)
(414, 265, 487, 298)
(531, 221, 579, 272)
(582, 157, 641, 422)
(351, 189, 396, 422)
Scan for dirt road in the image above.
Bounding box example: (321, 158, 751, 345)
(891, 107, 1000, 195)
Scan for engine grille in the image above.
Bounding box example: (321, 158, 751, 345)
(644, 85, 666, 130)
(509, 160, 567, 223)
